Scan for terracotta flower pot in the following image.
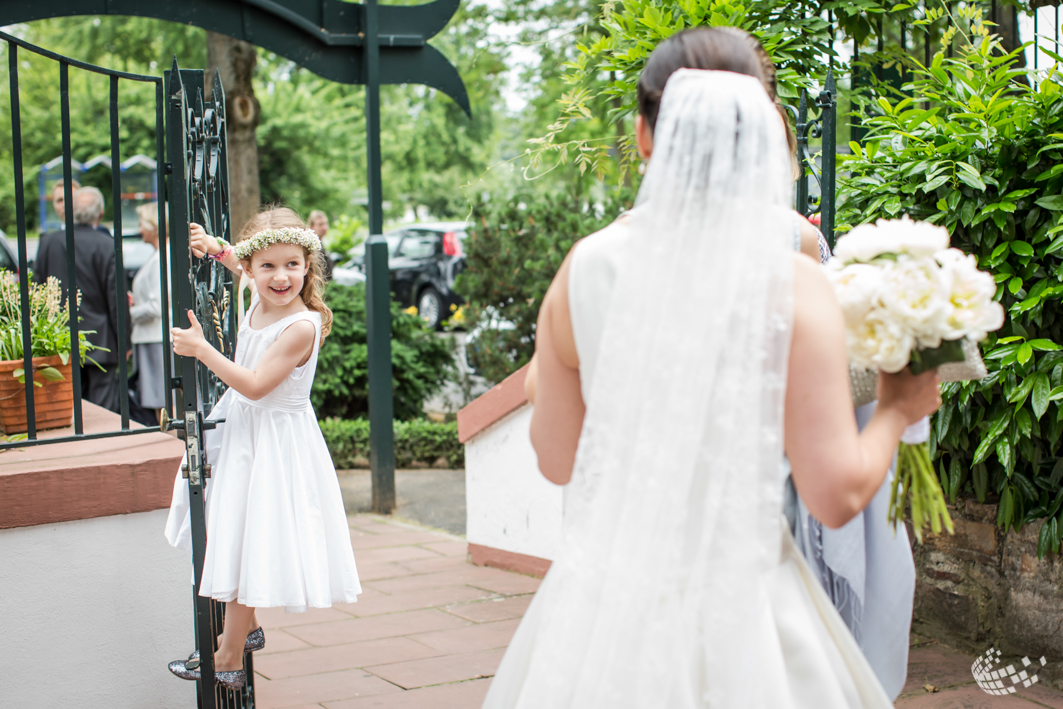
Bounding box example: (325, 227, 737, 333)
(0, 355, 74, 434)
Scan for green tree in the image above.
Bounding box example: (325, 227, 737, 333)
(456, 187, 633, 383)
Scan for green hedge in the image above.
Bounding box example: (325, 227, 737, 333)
(836, 35, 1063, 555)
(312, 282, 454, 420)
(319, 418, 463, 469)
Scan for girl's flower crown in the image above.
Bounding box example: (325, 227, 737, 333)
(234, 227, 322, 260)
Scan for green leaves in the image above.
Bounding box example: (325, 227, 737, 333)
(1035, 195, 1063, 211)
(311, 283, 453, 421)
(457, 188, 633, 384)
(837, 25, 1063, 554)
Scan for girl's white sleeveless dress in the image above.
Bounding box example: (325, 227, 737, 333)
(483, 218, 894, 708)
(164, 293, 361, 612)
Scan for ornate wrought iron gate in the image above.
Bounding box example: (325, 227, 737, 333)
(165, 59, 251, 709)
(792, 69, 838, 250)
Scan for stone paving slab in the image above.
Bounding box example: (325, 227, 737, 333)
(253, 515, 537, 709)
(253, 514, 1063, 709)
(898, 638, 1063, 708)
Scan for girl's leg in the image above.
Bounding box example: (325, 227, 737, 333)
(215, 601, 255, 672)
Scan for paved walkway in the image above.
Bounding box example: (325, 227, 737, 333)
(254, 515, 534, 708)
(254, 514, 1063, 709)
(898, 638, 1063, 708)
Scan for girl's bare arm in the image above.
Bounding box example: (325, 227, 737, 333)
(190, 223, 244, 278)
(171, 310, 315, 400)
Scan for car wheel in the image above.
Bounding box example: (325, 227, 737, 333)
(417, 287, 443, 330)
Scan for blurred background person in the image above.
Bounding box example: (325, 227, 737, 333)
(129, 202, 168, 422)
(308, 210, 329, 241)
(35, 186, 130, 412)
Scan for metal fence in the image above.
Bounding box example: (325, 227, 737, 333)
(0, 29, 170, 449)
(0, 32, 252, 707)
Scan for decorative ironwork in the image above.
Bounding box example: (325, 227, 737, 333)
(791, 68, 838, 249)
(166, 59, 250, 709)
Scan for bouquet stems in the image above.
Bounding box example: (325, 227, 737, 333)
(888, 442, 955, 543)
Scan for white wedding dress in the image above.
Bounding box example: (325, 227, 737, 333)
(483, 70, 894, 708)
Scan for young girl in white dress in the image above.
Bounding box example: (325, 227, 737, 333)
(164, 207, 361, 690)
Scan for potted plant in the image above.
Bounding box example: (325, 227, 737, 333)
(0, 273, 102, 434)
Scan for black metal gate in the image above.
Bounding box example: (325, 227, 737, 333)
(792, 69, 838, 250)
(164, 60, 252, 708)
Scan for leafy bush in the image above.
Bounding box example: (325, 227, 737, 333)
(312, 283, 453, 420)
(836, 35, 1063, 555)
(455, 188, 633, 384)
(318, 417, 463, 469)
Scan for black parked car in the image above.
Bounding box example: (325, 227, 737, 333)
(342, 222, 470, 329)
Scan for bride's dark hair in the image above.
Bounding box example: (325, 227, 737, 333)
(636, 27, 764, 132)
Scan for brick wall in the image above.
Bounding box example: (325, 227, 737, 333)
(913, 499, 1063, 680)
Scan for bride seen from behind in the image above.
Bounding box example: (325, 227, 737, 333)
(486, 28, 941, 708)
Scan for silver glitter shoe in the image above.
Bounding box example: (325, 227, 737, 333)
(168, 659, 201, 681)
(187, 627, 266, 663)
(215, 668, 246, 690)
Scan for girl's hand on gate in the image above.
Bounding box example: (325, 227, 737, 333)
(190, 223, 220, 259)
(171, 310, 207, 359)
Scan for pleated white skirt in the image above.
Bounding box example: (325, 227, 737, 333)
(164, 391, 361, 612)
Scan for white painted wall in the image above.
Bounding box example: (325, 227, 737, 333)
(0, 509, 195, 708)
(465, 403, 564, 561)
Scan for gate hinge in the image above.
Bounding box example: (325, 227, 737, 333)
(164, 162, 174, 175)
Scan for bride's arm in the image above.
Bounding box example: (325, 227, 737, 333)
(528, 253, 585, 485)
(785, 254, 941, 528)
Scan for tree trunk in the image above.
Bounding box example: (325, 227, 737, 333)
(206, 32, 261, 237)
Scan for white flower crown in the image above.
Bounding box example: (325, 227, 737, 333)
(233, 227, 322, 260)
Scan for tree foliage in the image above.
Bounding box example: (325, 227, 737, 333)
(312, 283, 453, 421)
(456, 187, 633, 384)
(530, 0, 834, 179)
(837, 24, 1063, 554)
(0, 8, 508, 234)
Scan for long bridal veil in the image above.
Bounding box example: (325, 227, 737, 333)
(485, 69, 799, 707)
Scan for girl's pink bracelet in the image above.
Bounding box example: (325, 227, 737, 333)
(209, 245, 233, 261)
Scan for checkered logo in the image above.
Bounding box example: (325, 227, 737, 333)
(972, 647, 1047, 695)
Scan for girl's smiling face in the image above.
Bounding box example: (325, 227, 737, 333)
(246, 243, 310, 307)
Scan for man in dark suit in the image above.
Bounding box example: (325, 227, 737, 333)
(35, 186, 130, 413)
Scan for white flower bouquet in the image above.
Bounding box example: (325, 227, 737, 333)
(826, 216, 1005, 541)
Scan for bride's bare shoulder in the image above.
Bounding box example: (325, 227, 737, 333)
(791, 251, 835, 307)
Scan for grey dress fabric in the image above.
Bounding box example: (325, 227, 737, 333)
(785, 220, 914, 700)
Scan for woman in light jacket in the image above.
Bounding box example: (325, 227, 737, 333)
(129, 202, 168, 421)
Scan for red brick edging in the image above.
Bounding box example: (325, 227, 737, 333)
(0, 403, 184, 529)
(457, 364, 530, 443)
(468, 542, 551, 579)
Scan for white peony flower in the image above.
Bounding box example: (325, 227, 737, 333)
(848, 310, 916, 373)
(825, 261, 886, 328)
(834, 215, 950, 263)
(936, 248, 1005, 342)
(879, 257, 952, 349)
